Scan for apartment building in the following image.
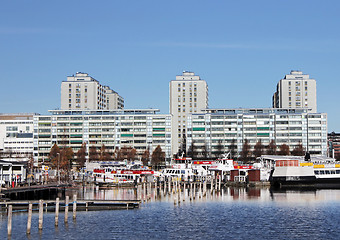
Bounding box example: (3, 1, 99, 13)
(187, 108, 327, 157)
(33, 109, 171, 164)
(61, 72, 124, 110)
(169, 71, 208, 155)
(0, 113, 36, 158)
(273, 70, 317, 112)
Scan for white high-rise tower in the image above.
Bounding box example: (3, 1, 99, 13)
(273, 70, 317, 113)
(61, 72, 124, 110)
(169, 71, 208, 155)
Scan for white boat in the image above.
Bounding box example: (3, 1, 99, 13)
(161, 168, 195, 181)
(261, 155, 340, 188)
(92, 167, 154, 184)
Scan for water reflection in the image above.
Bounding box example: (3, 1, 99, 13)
(66, 185, 340, 205)
(3, 186, 340, 239)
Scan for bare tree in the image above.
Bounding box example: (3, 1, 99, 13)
(141, 149, 150, 166)
(266, 140, 277, 155)
(253, 139, 265, 158)
(127, 148, 137, 162)
(278, 144, 290, 156)
(240, 139, 251, 163)
(76, 143, 87, 169)
(49, 143, 60, 167)
(215, 140, 224, 159)
(89, 145, 99, 161)
(229, 138, 237, 160)
(199, 144, 208, 160)
(99, 144, 111, 161)
(187, 140, 197, 159)
(151, 145, 165, 169)
(291, 143, 304, 156)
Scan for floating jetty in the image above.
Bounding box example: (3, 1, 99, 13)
(0, 199, 141, 211)
(1, 183, 71, 200)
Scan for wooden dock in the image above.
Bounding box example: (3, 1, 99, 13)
(1, 183, 72, 200)
(0, 199, 141, 211)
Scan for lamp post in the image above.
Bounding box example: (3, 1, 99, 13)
(57, 153, 60, 184)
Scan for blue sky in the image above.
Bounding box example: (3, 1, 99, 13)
(0, 1, 339, 131)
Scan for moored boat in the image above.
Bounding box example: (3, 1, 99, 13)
(266, 155, 340, 188)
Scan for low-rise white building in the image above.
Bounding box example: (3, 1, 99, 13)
(187, 108, 327, 157)
(0, 113, 36, 158)
(33, 109, 172, 165)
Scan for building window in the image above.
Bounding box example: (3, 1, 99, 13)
(305, 86, 307, 90)
(69, 84, 71, 87)
(288, 81, 291, 85)
(69, 94, 71, 98)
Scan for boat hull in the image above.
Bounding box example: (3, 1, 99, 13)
(271, 176, 340, 188)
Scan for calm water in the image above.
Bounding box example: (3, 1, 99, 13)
(1, 186, 340, 239)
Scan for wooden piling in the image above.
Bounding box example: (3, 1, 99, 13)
(7, 205, 12, 236)
(193, 183, 196, 200)
(219, 177, 221, 191)
(38, 199, 43, 230)
(27, 203, 32, 234)
(65, 196, 69, 223)
(73, 194, 77, 220)
(55, 198, 59, 226)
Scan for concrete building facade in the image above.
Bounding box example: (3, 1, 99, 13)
(273, 70, 317, 113)
(33, 109, 172, 165)
(187, 108, 327, 157)
(169, 71, 208, 155)
(0, 113, 35, 158)
(61, 72, 124, 110)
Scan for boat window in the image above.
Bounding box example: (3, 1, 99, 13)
(331, 170, 336, 174)
(314, 170, 319, 175)
(181, 170, 185, 174)
(325, 170, 330, 174)
(319, 170, 325, 174)
(336, 170, 340, 174)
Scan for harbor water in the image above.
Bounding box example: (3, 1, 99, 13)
(1, 186, 340, 239)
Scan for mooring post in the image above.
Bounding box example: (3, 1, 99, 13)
(7, 205, 12, 236)
(65, 196, 69, 223)
(55, 198, 59, 226)
(27, 203, 32, 234)
(73, 194, 77, 220)
(38, 199, 43, 230)
(219, 176, 221, 192)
